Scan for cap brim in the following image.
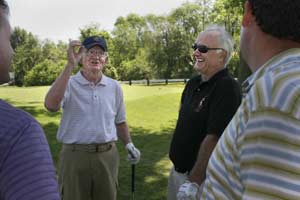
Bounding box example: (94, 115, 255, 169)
(85, 42, 106, 51)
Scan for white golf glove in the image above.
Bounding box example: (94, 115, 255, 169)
(125, 142, 141, 164)
(177, 180, 200, 200)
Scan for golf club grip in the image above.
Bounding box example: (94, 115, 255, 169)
(131, 164, 135, 192)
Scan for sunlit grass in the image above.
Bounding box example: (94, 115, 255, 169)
(0, 83, 184, 200)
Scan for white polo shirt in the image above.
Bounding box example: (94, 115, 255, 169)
(57, 71, 126, 144)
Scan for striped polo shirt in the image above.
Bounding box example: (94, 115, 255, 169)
(0, 100, 59, 200)
(57, 72, 126, 144)
(201, 48, 300, 200)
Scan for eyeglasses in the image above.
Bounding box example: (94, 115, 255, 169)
(86, 49, 107, 58)
(192, 43, 225, 53)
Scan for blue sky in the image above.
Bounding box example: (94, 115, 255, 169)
(8, 0, 190, 42)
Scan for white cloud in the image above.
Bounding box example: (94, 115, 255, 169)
(8, 0, 190, 42)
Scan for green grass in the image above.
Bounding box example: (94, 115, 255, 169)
(0, 84, 184, 200)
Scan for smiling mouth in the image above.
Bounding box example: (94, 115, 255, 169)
(90, 60, 100, 65)
(196, 58, 205, 63)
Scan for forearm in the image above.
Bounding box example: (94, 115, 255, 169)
(44, 63, 74, 112)
(188, 134, 219, 185)
(116, 122, 132, 145)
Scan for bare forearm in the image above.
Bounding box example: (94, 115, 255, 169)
(44, 64, 74, 112)
(188, 134, 219, 185)
(116, 122, 131, 145)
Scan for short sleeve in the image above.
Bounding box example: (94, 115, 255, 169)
(115, 83, 126, 124)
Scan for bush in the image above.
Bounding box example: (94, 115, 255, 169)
(24, 59, 65, 86)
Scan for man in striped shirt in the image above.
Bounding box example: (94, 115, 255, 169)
(201, 0, 300, 199)
(0, 1, 60, 199)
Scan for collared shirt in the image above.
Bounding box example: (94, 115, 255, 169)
(201, 49, 300, 200)
(169, 68, 241, 173)
(0, 100, 59, 200)
(57, 72, 126, 144)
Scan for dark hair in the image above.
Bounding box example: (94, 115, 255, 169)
(0, 0, 8, 9)
(248, 0, 300, 42)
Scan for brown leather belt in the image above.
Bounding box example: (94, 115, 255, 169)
(62, 142, 114, 153)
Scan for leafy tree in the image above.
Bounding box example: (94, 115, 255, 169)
(112, 14, 147, 79)
(118, 48, 151, 80)
(211, 0, 251, 82)
(158, 3, 204, 78)
(24, 59, 66, 86)
(11, 27, 43, 86)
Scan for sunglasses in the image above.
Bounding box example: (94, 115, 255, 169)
(192, 43, 225, 53)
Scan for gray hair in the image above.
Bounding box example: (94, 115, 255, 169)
(201, 24, 234, 67)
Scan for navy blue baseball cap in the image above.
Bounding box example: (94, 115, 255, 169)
(82, 36, 108, 51)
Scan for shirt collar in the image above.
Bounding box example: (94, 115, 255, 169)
(242, 48, 300, 95)
(74, 71, 107, 86)
(199, 68, 229, 84)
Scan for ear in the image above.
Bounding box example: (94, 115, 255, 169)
(219, 50, 226, 63)
(242, 1, 254, 27)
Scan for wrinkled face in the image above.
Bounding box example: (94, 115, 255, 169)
(193, 32, 225, 77)
(0, 11, 13, 84)
(81, 45, 107, 73)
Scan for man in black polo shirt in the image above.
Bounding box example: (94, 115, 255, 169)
(167, 25, 241, 200)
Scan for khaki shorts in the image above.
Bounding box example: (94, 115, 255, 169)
(58, 142, 119, 200)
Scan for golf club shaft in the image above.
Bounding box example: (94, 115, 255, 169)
(132, 164, 135, 200)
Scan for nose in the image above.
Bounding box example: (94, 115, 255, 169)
(193, 48, 201, 56)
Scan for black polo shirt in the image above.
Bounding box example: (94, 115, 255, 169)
(169, 68, 241, 173)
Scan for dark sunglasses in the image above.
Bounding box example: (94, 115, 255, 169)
(192, 43, 225, 53)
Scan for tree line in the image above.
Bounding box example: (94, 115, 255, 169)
(11, 0, 250, 87)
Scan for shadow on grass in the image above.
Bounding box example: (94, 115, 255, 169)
(8, 101, 174, 200)
(3, 98, 61, 118)
(43, 124, 174, 200)
(43, 122, 61, 167)
(18, 105, 61, 117)
(117, 125, 174, 200)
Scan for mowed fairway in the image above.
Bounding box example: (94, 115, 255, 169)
(0, 83, 184, 200)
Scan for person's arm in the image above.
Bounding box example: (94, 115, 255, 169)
(188, 134, 219, 185)
(116, 121, 131, 145)
(191, 79, 241, 184)
(116, 122, 141, 164)
(177, 79, 241, 200)
(44, 40, 84, 112)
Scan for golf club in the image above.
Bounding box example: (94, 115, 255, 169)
(131, 164, 135, 200)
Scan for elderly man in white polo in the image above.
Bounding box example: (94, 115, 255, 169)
(45, 35, 141, 200)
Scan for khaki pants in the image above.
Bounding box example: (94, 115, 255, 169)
(167, 166, 188, 200)
(58, 143, 119, 200)
(167, 166, 203, 200)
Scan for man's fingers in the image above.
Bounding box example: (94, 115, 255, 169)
(78, 46, 86, 55)
(68, 39, 81, 47)
(68, 40, 82, 52)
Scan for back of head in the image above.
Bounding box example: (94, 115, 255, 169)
(0, 0, 8, 14)
(249, 0, 300, 42)
(0, 0, 11, 84)
(0, 0, 8, 26)
(201, 24, 234, 66)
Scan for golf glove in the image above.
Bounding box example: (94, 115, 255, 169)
(125, 142, 141, 164)
(177, 180, 200, 200)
